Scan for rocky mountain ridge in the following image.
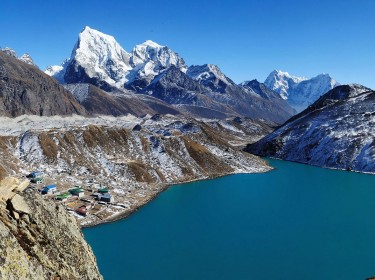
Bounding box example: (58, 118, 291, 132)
(246, 84, 375, 173)
(64, 83, 182, 117)
(0, 51, 86, 117)
(0, 47, 36, 66)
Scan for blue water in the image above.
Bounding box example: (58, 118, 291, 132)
(83, 159, 375, 279)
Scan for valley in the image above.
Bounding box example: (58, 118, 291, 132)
(0, 15, 372, 279)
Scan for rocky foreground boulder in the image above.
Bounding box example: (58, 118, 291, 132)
(0, 177, 102, 279)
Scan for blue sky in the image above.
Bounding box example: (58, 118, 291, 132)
(1, 0, 374, 87)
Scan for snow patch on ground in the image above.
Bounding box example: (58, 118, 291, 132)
(64, 84, 90, 102)
(0, 114, 141, 136)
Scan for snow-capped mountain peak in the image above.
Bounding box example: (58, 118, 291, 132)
(264, 70, 340, 112)
(45, 65, 64, 76)
(130, 40, 186, 71)
(187, 64, 227, 81)
(124, 39, 187, 89)
(45, 58, 70, 82)
(76, 26, 130, 61)
(239, 79, 287, 101)
(142, 40, 163, 48)
(45, 26, 132, 88)
(186, 64, 235, 92)
(46, 27, 187, 91)
(0, 47, 18, 58)
(264, 70, 307, 100)
(72, 26, 132, 83)
(19, 53, 35, 66)
(269, 70, 307, 82)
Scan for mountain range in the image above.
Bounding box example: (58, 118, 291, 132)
(45, 26, 295, 123)
(0, 26, 343, 123)
(2, 26, 371, 173)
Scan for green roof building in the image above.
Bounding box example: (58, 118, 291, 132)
(55, 193, 71, 201)
(98, 188, 109, 194)
(69, 187, 85, 197)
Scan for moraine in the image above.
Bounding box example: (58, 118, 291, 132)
(83, 159, 375, 280)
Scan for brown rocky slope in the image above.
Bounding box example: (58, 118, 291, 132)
(0, 51, 86, 117)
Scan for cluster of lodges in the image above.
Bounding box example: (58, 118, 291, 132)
(27, 171, 115, 217)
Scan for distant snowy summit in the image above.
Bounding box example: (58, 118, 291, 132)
(187, 64, 236, 93)
(1, 47, 36, 66)
(264, 70, 339, 112)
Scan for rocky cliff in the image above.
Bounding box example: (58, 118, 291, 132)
(0, 177, 102, 279)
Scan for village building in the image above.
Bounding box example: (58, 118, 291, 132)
(31, 178, 43, 184)
(41, 185, 58, 195)
(55, 193, 71, 202)
(98, 193, 114, 203)
(27, 171, 44, 179)
(98, 187, 109, 194)
(91, 193, 101, 199)
(76, 205, 87, 216)
(69, 187, 85, 197)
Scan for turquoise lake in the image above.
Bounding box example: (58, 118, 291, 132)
(83, 159, 375, 279)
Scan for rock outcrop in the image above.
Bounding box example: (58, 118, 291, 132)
(0, 177, 102, 279)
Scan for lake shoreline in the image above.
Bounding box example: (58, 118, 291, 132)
(81, 168, 273, 228)
(81, 156, 375, 229)
(266, 156, 375, 176)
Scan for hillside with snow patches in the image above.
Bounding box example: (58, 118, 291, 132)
(246, 84, 375, 173)
(45, 26, 295, 123)
(0, 114, 273, 226)
(264, 70, 340, 112)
